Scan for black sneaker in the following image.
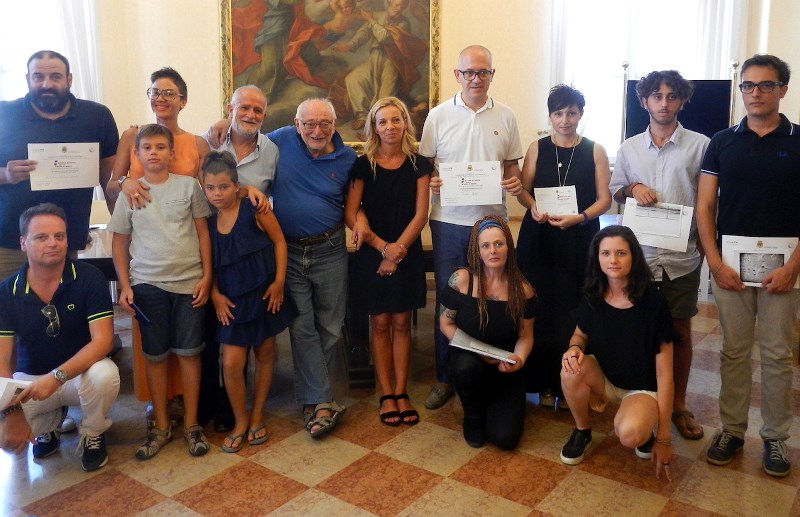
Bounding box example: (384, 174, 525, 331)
(706, 431, 744, 466)
(635, 434, 656, 459)
(32, 431, 60, 459)
(560, 428, 592, 465)
(81, 433, 108, 472)
(763, 439, 791, 477)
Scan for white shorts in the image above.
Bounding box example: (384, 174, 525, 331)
(588, 356, 657, 412)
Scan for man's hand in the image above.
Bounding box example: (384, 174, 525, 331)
(501, 176, 523, 196)
(121, 178, 152, 209)
(17, 374, 61, 403)
(631, 183, 658, 206)
(713, 264, 745, 291)
(351, 219, 373, 250)
(0, 411, 34, 455)
(207, 119, 232, 148)
(2, 160, 37, 184)
(762, 264, 799, 294)
(242, 185, 271, 214)
(429, 176, 442, 194)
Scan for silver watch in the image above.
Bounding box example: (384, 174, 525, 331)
(117, 175, 129, 188)
(52, 368, 68, 385)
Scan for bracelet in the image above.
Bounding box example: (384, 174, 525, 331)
(580, 211, 589, 225)
(568, 344, 583, 352)
(711, 263, 724, 276)
(0, 403, 22, 419)
(381, 243, 389, 259)
(628, 182, 641, 197)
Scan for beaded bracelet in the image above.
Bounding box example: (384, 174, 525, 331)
(0, 403, 22, 420)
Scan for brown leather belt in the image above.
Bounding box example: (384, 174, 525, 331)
(288, 221, 344, 246)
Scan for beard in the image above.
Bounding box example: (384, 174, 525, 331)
(30, 87, 71, 114)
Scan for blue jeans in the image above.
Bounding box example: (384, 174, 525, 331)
(430, 220, 471, 383)
(285, 228, 347, 405)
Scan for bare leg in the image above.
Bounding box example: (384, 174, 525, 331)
(371, 313, 399, 423)
(671, 317, 692, 412)
(176, 354, 202, 427)
(560, 355, 606, 430)
(614, 393, 659, 448)
(250, 338, 276, 433)
(222, 345, 249, 443)
(391, 312, 417, 422)
(144, 357, 170, 431)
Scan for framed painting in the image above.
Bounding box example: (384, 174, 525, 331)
(220, 0, 440, 147)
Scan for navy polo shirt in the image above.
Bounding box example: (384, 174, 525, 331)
(701, 114, 800, 242)
(0, 259, 113, 375)
(0, 94, 119, 250)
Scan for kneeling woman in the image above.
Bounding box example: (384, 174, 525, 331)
(439, 215, 536, 450)
(560, 225, 674, 480)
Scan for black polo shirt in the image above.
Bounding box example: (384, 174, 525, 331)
(0, 259, 113, 375)
(701, 114, 800, 243)
(0, 94, 119, 250)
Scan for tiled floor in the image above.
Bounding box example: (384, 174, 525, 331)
(3, 298, 800, 516)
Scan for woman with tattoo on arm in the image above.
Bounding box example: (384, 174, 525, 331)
(438, 215, 536, 449)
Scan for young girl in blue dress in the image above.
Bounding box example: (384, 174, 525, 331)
(202, 151, 296, 453)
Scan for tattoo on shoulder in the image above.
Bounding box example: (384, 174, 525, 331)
(441, 305, 457, 320)
(487, 295, 500, 301)
(447, 271, 459, 288)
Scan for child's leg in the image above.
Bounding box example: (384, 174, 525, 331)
(615, 393, 659, 448)
(250, 338, 276, 430)
(176, 354, 202, 427)
(222, 344, 249, 437)
(145, 357, 170, 431)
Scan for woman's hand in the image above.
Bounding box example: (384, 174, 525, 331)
(377, 258, 398, 276)
(530, 206, 549, 223)
(498, 353, 524, 373)
(561, 346, 584, 374)
(211, 290, 235, 325)
(121, 178, 151, 209)
(382, 242, 407, 264)
(263, 281, 285, 313)
(548, 213, 582, 230)
(651, 440, 673, 481)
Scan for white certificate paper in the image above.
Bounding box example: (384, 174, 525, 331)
(0, 377, 30, 410)
(439, 161, 502, 207)
(534, 185, 578, 215)
(28, 142, 100, 191)
(622, 198, 693, 252)
(721, 235, 800, 288)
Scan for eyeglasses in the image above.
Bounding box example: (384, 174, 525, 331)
(458, 69, 494, 81)
(299, 120, 333, 130)
(146, 87, 184, 100)
(738, 81, 785, 94)
(41, 304, 60, 338)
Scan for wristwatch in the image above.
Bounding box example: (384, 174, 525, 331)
(117, 175, 129, 188)
(52, 368, 68, 385)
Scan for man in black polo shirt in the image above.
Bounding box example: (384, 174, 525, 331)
(0, 50, 119, 280)
(0, 203, 120, 472)
(697, 54, 800, 477)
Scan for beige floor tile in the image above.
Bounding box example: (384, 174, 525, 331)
(376, 421, 482, 476)
(132, 499, 203, 516)
(399, 478, 532, 517)
(272, 489, 377, 516)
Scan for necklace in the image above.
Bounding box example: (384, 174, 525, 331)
(554, 136, 580, 187)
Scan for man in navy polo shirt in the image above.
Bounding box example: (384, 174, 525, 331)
(0, 203, 119, 472)
(697, 54, 800, 477)
(0, 50, 119, 280)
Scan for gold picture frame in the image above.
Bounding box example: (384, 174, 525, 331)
(220, 0, 440, 148)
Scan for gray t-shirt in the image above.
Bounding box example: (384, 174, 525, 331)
(108, 174, 211, 294)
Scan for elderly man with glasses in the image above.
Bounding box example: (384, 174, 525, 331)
(420, 44, 524, 411)
(0, 203, 119, 472)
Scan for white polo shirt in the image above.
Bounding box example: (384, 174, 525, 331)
(420, 93, 523, 226)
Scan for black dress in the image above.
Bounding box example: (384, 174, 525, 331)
(516, 137, 601, 395)
(351, 153, 431, 314)
(442, 272, 537, 450)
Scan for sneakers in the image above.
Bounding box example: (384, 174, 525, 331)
(706, 431, 744, 466)
(57, 406, 77, 434)
(184, 424, 210, 457)
(763, 439, 791, 477)
(424, 383, 455, 410)
(80, 433, 108, 471)
(135, 427, 172, 460)
(635, 434, 656, 459)
(32, 431, 60, 459)
(560, 428, 592, 465)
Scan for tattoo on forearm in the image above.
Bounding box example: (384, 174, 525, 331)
(447, 272, 459, 288)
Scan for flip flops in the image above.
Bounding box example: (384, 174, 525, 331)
(248, 425, 270, 446)
(672, 410, 704, 440)
(221, 432, 245, 453)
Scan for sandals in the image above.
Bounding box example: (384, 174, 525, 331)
(222, 432, 246, 453)
(135, 426, 172, 460)
(248, 425, 270, 446)
(395, 393, 419, 426)
(305, 401, 347, 439)
(379, 395, 401, 427)
(184, 424, 210, 457)
(672, 410, 704, 440)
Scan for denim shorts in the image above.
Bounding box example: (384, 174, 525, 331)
(132, 283, 205, 361)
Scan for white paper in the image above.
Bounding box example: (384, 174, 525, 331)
(534, 185, 579, 215)
(721, 235, 800, 288)
(0, 377, 30, 410)
(622, 198, 693, 252)
(28, 142, 100, 190)
(449, 328, 516, 364)
(439, 161, 502, 206)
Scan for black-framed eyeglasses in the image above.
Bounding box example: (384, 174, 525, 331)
(299, 120, 333, 130)
(458, 69, 494, 81)
(41, 304, 60, 338)
(739, 81, 785, 94)
(146, 87, 184, 100)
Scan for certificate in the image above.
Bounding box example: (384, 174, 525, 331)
(721, 235, 800, 288)
(0, 377, 30, 410)
(534, 186, 578, 215)
(622, 198, 693, 252)
(439, 161, 502, 207)
(28, 142, 100, 191)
